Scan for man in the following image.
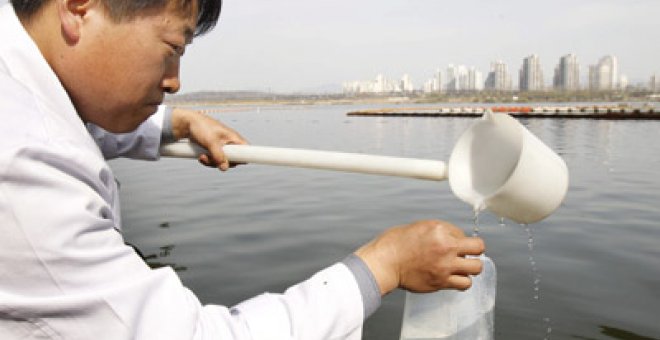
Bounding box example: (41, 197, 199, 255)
(0, 0, 485, 339)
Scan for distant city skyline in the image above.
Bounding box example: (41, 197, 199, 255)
(2, 0, 659, 93)
(343, 53, 653, 95)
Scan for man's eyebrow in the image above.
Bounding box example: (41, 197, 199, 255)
(184, 27, 194, 43)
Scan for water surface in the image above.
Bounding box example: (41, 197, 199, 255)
(111, 103, 660, 339)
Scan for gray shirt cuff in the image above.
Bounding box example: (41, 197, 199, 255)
(342, 253, 382, 319)
(161, 106, 176, 143)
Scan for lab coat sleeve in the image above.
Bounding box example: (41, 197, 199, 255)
(229, 263, 364, 340)
(342, 253, 382, 319)
(86, 105, 167, 161)
(0, 141, 365, 340)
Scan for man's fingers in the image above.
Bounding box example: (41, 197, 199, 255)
(458, 237, 486, 256)
(230, 133, 249, 146)
(198, 147, 229, 171)
(198, 153, 211, 166)
(213, 148, 229, 171)
(446, 275, 473, 291)
(453, 257, 484, 276)
(438, 222, 465, 239)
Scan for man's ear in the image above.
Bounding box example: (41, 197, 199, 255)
(57, 0, 95, 45)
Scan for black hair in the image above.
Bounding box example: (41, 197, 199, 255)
(194, 0, 221, 36)
(10, 0, 221, 36)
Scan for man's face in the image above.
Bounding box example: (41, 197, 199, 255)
(66, 1, 197, 133)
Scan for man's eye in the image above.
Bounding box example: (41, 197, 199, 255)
(168, 43, 185, 56)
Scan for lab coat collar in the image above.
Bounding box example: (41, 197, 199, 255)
(0, 4, 90, 138)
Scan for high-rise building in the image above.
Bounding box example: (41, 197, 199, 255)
(445, 64, 459, 92)
(651, 74, 659, 92)
(589, 55, 619, 91)
(374, 74, 392, 93)
(519, 54, 544, 92)
(423, 69, 442, 93)
(400, 74, 414, 93)
(468, 67, 483, 91)
(588, 65, 600, 91)
(444, 64, 482, 92)
(342, 74, 402, 94)
(457, 65, 469, 91)
(485, 60, 511, 91)
(423, 79, 434, 93)
(618, 75, 628, 90)
(434, 68, 442, 92)
(553, 54, 580, 91)
(600, 55, 618, 89)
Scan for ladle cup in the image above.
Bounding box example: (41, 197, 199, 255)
(448, 112, 569, 223)
(160, 112, 568, 224)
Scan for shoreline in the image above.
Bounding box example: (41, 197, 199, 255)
(166, 97, 660, 108)
(165, 97, 659, 120)
(347, 104, 660, 120)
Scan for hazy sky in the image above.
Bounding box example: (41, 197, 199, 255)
(179, 0, 659, 93)
(3, 0, 659, 93)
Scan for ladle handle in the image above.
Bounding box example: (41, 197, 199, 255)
(160, 141, 448, 181)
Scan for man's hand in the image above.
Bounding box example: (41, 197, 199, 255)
(355, 220, 485, 296)
(171, 108, 248, 171)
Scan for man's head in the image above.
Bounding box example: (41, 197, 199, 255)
(13, 0, 222, 132)
(11, 0, 221, 36)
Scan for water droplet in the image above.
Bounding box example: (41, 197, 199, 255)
(472, 207, 482, 237)
(525, 224, 544, 306)
(526, 253, 552, 339)
(473, 200, 486, 214)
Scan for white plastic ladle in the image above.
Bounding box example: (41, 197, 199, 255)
(160, 112, 569, 224)
(160, 142, 447, 182)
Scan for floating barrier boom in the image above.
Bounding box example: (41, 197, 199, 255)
(347, 105, 659, 119)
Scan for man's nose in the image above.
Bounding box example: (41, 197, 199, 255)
(162, 60, 181, 94)
(162, 75, 181, 94)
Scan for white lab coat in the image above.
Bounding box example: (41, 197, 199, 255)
(0, 4, 364, 339)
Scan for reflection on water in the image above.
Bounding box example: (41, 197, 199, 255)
(142, 244, 189, 273)
(127, 223, 188, 273)
(111, 104, 660, 339)
(574, 325, 660, 340)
